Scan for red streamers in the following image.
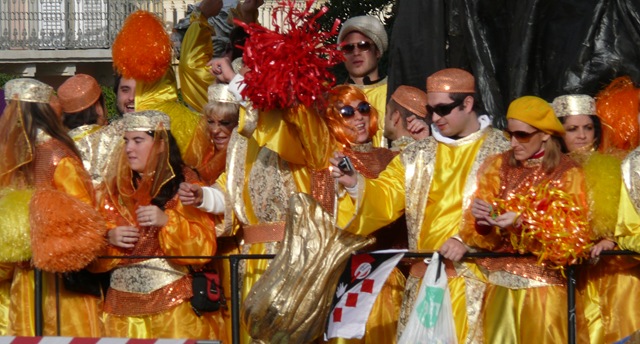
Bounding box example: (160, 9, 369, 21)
(493, 182, 593, 268)
(234, 0, 344, 111)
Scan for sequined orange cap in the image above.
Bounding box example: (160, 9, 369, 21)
(426, 68, 475, 93)
(57, 74, 102, 113)
(391, 85, 428, 118)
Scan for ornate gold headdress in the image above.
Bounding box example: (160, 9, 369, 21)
(122, 110, 171, 132)
(552, 94, 596, 118)
(207, 83, 239, 104)
(4, 78, 53, 104)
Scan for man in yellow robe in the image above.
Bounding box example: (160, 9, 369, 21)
(338, 15, 389, 148)
(330, 68, 510, 343)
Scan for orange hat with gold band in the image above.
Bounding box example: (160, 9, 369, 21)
(391, 85, 428, 118)
(57, 74, 102, 113)
(426, 68, 475, 93)
(507, 95, 565, 136)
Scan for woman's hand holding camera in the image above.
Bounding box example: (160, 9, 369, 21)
(329, 151, 357, 189)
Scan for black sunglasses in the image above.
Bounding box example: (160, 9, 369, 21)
(341, 41, 373, 54)
(504, 129, 541, 143)
(426, 99, 465, 120)
(340, 102, 371, 117)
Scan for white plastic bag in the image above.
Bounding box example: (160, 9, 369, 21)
(398, 252, 457, 344)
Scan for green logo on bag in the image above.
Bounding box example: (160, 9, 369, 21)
(416, 286, 445, 328)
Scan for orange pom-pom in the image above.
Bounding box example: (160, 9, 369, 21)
(596, 76, 640, 152)
(112, 11, 172, 82)
(30, 189, 107, 273)
(493, 182, 593, 268)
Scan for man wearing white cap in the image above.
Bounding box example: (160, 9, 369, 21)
(338, 15, 389, 148)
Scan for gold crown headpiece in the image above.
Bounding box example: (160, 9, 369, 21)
(551, 94, 596, 118)
(123, 110, 171, 132)
(4, 78, 53, 103)
(207, 83, 239, 104)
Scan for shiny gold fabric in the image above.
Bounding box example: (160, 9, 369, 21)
(110, 258, 187, 294)
(70, 121, 125, 193)
(577, 256, 640, 343)
(390, 136, 415, 152)
(242, 193, 374, 343)
(0, 263, 14, 335)
(0, 101, 33, 187)
(10, 267, 104, 336)
(104, 300, 227, 340)
(620, 148, 640, 214)
(616, 181, 640, 250)
(178, 9, 215, 113)
(4, 78, 53, 104)
(122, 110, 171, 131)
(482, 284, 589, 344)
(0, 188, 33, 262)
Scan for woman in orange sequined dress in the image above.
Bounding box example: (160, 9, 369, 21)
(461, 96, 592, 344)
(92, 110, 227, 340)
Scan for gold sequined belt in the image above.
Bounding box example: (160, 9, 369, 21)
(110, 258, 188, 294)
(477, 257, 565, 288)
(241, 222, 286, 245)
(409, 260, 457, 279)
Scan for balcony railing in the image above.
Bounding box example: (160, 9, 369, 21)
(0, 0, 164, 50)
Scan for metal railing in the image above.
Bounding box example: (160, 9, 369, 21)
(0, 0, 163, 50)
(27, 250, 640, 344)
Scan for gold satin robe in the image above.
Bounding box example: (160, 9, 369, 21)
(460, 152, 591, 344)
(610, 148, 640, 342)
(0, 263, 13, 335)
(9, 135, 103, 337)
(347, 126, 510, 343)
(178, 9, 216, 114)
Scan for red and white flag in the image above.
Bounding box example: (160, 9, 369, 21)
(324, 249, 405, 340)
